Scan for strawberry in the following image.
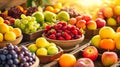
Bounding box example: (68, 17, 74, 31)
(72, 29, 78, 35)
(45, 25, 51, 31)
(58, 36, 65, 40)
(50, 29, 56, 34)
(49, 34, 56, 39)
(62, 32, 71, 40)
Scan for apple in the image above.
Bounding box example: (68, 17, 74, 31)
(28, 44, 38, 53)
(32, 11, 44, 25)
(114, 32, 120, 50)
(82, 46, 98, 61)
(117, 16, 120, 23)
(87, 20, 97, 30)
(101, 51, 118, 66)
(81, 14, 92, 24)
(91, 35, 101, 48)
(107, 17, 117, 26)
(47, 46, 58, 55)
(74, 58, 94, 67)
(44, 11, 56, 22)
(95, 18, 106, 28)
(99, 26, 115, 39)
(103, 7, 113, 18)
(113, 6, 120, 16)
(57, 11, 70, 22)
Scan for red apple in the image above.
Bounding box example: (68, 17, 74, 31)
(76, 20, 86, 29)
(81, 14, 92, 24)
(117, 16, 120, 23)
(95, 18, 106, 28)
(82, 46, 98, 61)
(4, 20, 10, 24)
(102, 51, 118, 66)
(74, 58, 94, 67)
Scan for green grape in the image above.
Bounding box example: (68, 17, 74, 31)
(30, 27, 37, 33)
(28, 25, 34, 30)
(21, 14, 26, 19)
(28, 21, 34, 26)
(20, 23, 25, 30)
(31, 17, 36, 21)
(14, 19, 20, 27)
(27, 16, 32, 21)
(25, 28, 30, 34)
(34, 23, 40, 29)
(21, 19, 28, 24)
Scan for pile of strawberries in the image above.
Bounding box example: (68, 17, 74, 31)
(44, 21, 83, 40)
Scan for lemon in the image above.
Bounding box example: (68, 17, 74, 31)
(0, 17, 4, 23)
(36, 48, 47, 56)
(28, 44, 38, 53)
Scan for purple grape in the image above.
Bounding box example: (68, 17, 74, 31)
(0, 55, 6, 61)
(6, 43, 14, 50)
(12, 54, 18, 59)
(23, 62, 29, 67)
(0, 59, 1, 64)
(1, 61, 6, 64)
(21, 46, 28, 51)
(10, 50, 16, 55)
(4, 64, 9, 67)
(26, 7, 38, 16)
(6, 54, 12, 59)
(29, 62, 32, 66)
(7, 59, 13, 65)
(14, 46, 20, 52)
(20, 63, 24, 67)
(29, 57, 33, 62)
(3, 50, 8, 55)
(0, 64, 4, 67)
(21, 58, 26, 63)
(0, 49, 3, 54)
(13, 59, 19, 64)
(11, 64, 17, 67)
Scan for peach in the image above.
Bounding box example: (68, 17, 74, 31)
(87, 20, 97, 30)
(103, 7, 113, 18)
(113, 6, 120, 16)
(102, 51, 118, 66)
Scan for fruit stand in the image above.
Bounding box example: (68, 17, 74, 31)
(1, 0, 120, 67)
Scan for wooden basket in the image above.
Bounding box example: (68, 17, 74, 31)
(0, 35, 23, 48)
(30, 56, 40, 67)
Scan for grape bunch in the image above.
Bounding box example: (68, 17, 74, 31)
(61, 7, 81, 18)
(8, 6, 24, 19)
(26, 7, 38, 16)
(0, 43, 36, 67)
(14, 14, 40, 34)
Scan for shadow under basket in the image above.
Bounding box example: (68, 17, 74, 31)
(22, 30, 44, 42)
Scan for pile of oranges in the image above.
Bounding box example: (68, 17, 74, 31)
(0, 17, 22, 42)
(45, 2, 62, 13)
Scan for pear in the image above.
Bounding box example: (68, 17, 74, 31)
(44, 11, 56, 22)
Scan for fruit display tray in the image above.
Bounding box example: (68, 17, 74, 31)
(41, 39, 120, 67)
(22, 30, 44, 42)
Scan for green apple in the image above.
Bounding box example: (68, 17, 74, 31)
(44, 11, 56, 22)
(114, 32, 120, 50)
(107, 17, 117, 26)
(36, 48, 47, 56)
(57, 11, 70, 22)
(91, 35, 101, 47)
(28, 44, 37, 53)
(32, 11, 44, 25)
(46, 43, 56, 49)
(47, 46, 58, 55)
(36, 37, 49, 48)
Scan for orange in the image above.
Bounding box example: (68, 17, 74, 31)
(59, 54, 76, 67)
(68, 18, 77, 25)
(99, 39, 115, 50)
(53, 8, 60, 13)
(9, 26, 14, 31)
(12, 28, 22, 37)
(116, 27, 120, 32)
(17, 6, 24, 12)
(3, 10, 8, 16)
(54, 2, 62, 9)
(45, 6, 54, 12)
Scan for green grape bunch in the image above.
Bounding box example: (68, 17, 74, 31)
(14, 14, 40, 34)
